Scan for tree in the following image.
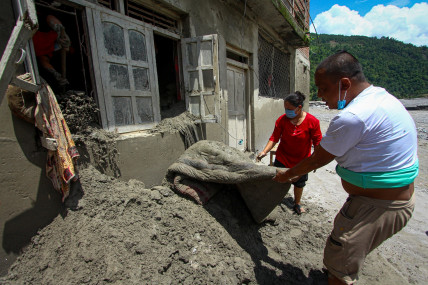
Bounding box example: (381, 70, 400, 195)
(309, 34, 428, 99)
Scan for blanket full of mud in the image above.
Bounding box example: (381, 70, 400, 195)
(165, 140, 291, 223)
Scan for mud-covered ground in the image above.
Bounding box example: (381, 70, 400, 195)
(1, 104, 427, 285)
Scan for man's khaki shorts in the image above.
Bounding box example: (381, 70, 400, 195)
(323, 194, 415, 284)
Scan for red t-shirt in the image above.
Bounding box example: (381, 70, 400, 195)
(269, 112, 322, 168)
(32, 30, 58, 57)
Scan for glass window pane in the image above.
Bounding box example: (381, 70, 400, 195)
(201, 41, 213, 66)
(129, 30, 147, 61)
(103, 22, 125, 57)
(189, 95, 200, 116)
(235, 72, 245, 113)
(203, 94, 215, 116)
(136, 97, 154, 123)
(133, 68, 149, 91)
(227, 69, 235, 112)
(109, 64, 130, 89)
(187, 42, 198, 68)
(113, 97, 133, 126)
(202, 69, 214, 92)
(189, 71, 199, 92)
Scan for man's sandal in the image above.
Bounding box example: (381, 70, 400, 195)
(293, 204, 305, 215)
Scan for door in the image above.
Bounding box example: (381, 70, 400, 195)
(181, 34, 220, 122)
(90, 8, 160, 132)
(227, 65, 247, 151)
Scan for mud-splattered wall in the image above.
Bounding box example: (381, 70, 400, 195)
(0, 96, 64, 276)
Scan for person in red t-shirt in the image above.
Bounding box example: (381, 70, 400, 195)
(257, 91, 322, 214)
(32, 14, 71, 87)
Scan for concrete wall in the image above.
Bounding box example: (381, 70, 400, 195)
(252, 94, 290, 166)
(293, 48, 311, 112)
(0, 95, 64, 276)
(115, 132, 186, 187)
(0, 0, 63, 276)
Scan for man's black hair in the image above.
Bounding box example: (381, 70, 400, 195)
(316, 50, 366, 82)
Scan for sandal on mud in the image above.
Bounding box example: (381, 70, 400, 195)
(293, 204, 305, 215)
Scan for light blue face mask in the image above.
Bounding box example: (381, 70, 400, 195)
(338, 80, 347, 110)
(285, 108, 298, 119)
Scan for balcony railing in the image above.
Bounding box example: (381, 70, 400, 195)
(282, 0, 310, 31)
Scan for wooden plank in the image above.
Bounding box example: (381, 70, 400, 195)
(88, 8, 110, 129)
(0, 0, 38, 103)
(146, 30, 161, 124)
(11, 76, 40, 93)
(0, 20, 35, 105)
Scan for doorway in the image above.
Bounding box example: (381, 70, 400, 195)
(153, 33, 184, 120)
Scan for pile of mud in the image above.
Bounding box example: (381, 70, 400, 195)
(58, 90, 99, 134)
(56, 90, 121, 177)
(1, 165, 332, 284)
(1, 142, 420, 284)
(72, 127, 120, 177)
(149, 112, 200, 148)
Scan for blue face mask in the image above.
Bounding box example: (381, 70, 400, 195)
(285, 108, 298, 119)
(338, 80, 347, 110)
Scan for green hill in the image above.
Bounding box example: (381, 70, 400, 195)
(309, 34, 428, 100)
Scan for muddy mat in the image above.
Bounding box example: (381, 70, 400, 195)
(165, 140, 291, 223)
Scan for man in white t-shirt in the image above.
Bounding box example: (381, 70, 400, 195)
(274, 51, 418, 285)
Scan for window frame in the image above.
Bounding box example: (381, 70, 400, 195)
(89, 5, 161, 132)
(181, 34, 220, 123)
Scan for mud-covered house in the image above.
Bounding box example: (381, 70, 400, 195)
(0, 0, 311, 274)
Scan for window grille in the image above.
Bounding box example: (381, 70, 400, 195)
(258, 34, 290, 99)
(125, 0, 178, 31)
(226, 50, 248, 64)
(97, 0, 118, 11)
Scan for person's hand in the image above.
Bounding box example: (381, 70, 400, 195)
(256, 151, 266, 162)
(58, 32, 71, 49)
(273, 168, 298, 183)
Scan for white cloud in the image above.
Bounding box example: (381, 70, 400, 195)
(387, 0, 410, 6)
(310, 2, 428, 46)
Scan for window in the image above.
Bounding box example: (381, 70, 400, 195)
(258, 34, 290, 98)
(90, 9, 160, 132)
(181, 35, 220, 122)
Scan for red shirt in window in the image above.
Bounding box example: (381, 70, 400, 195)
(269, 112, 322, 168)
(33, 30, 58, 57)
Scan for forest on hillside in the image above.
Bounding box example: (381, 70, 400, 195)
(309, 33, 428, 100)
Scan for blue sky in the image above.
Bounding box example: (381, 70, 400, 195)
(310, 0, 421, 19)
(309, 1, 428, 46)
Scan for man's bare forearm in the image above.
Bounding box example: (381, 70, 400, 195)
(274, 145, 336, 183)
